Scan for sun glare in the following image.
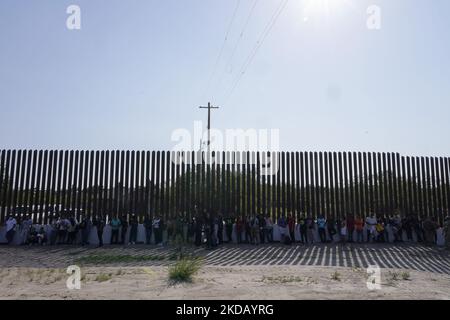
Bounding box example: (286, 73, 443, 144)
(301, 0, 353, 21)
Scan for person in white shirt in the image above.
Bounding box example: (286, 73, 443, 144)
(152, 216, 163, 245)
(340, 219, 347, 245)
(251, 215, 260, 245)
(213, 217, 219, 246)
(20, 214, 33, 245)
(5, 215, 17, 244)
(365, 214, 377, 242)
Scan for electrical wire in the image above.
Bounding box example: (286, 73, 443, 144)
(201, 0, 242, 102)
(222, 0, 289, 105)
(212, 0, 260, 99)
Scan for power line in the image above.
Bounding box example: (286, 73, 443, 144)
(222, 0, 289, 104)
(212, 0, 260, 99)
(224, 0, 288, 103)
(201, 0, 241, 101)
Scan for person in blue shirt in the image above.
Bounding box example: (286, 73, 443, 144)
(109, 215, 121, 245)
(317, 215, 327, 243)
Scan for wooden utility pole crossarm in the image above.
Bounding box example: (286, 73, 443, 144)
(199, 102, 219, 152)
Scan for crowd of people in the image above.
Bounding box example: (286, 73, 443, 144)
(3, 208, 450, 249)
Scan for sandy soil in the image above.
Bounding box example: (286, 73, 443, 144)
(1, 265, 449, 300)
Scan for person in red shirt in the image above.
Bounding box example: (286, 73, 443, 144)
(354, 216, 364, 243)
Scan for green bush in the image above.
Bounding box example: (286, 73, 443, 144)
(168, 258, 202, 283)
(401, 271, 411, 280)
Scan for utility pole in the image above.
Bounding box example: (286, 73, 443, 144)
(199, 102, 219, 152)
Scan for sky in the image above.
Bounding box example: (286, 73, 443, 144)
(0, 0, 449, 157)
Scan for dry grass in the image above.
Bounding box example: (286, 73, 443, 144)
(95, 273, 112, 282)
(331, 271, 341, 281)
(168, 258, 202, 283)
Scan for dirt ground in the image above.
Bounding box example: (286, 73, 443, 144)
(1, 265, 449, 300)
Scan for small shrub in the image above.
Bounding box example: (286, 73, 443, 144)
(95, 273, 112, 282)
(168, 258, 202, 283)
(388, 271, 400, 281)
(262, 276, 303, 283)
(331, 271, 341, 281)
(401, 271, 411, 281)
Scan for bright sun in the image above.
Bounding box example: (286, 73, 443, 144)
(302, 0, 353, 21)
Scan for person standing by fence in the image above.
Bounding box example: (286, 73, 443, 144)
(211, 216, 218, 247)
(37, 226, 47, 245)
(423, 216, 438, 245)
(217, 215, 224, 245)
(143, 214, 152, 245)
(306, 215, 315, 244)
(236, 216, 243, 244)
(225, 217, 234, 243)
(49, 214, 58, 245)
(298, 215, 307, 244)
(365, 214, 377, 243)
(391, 215, 403, 242)
(340, 218, 347, 246)
(67, 215, 78, 245)
(403, 215, 414, 242)
(19, 214, 32, 245)
(251, 215, 260, 245)
(444, 214, 450, 250)
(194, 216, 202, 246)
(258, 214, 266, 244)
(110, 215, 121, 244)
(376, 217, 386, 242)
(327, 216, 336, 242)
(244, 216, 252, 244)
(152, 215, 163, 245)
(56, 215, 69, 245)
(413, 216, 423, 242)
(187, 217, 196, 243)
(317, 215, 327, 243)
(5, 215, 17, 244)
(129, 214, 138, 245)
(346, 215, 355, 243)
(277, 214, 288, 244)
(354, 216, 364, 243)
(120, 215, 128, 245)
(288, 213, 296, 243)
(93, 215, 105, 247)
(80, 215, 92, 246)
(264, 214, 273, 243)
(204, 215, 212, 249)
